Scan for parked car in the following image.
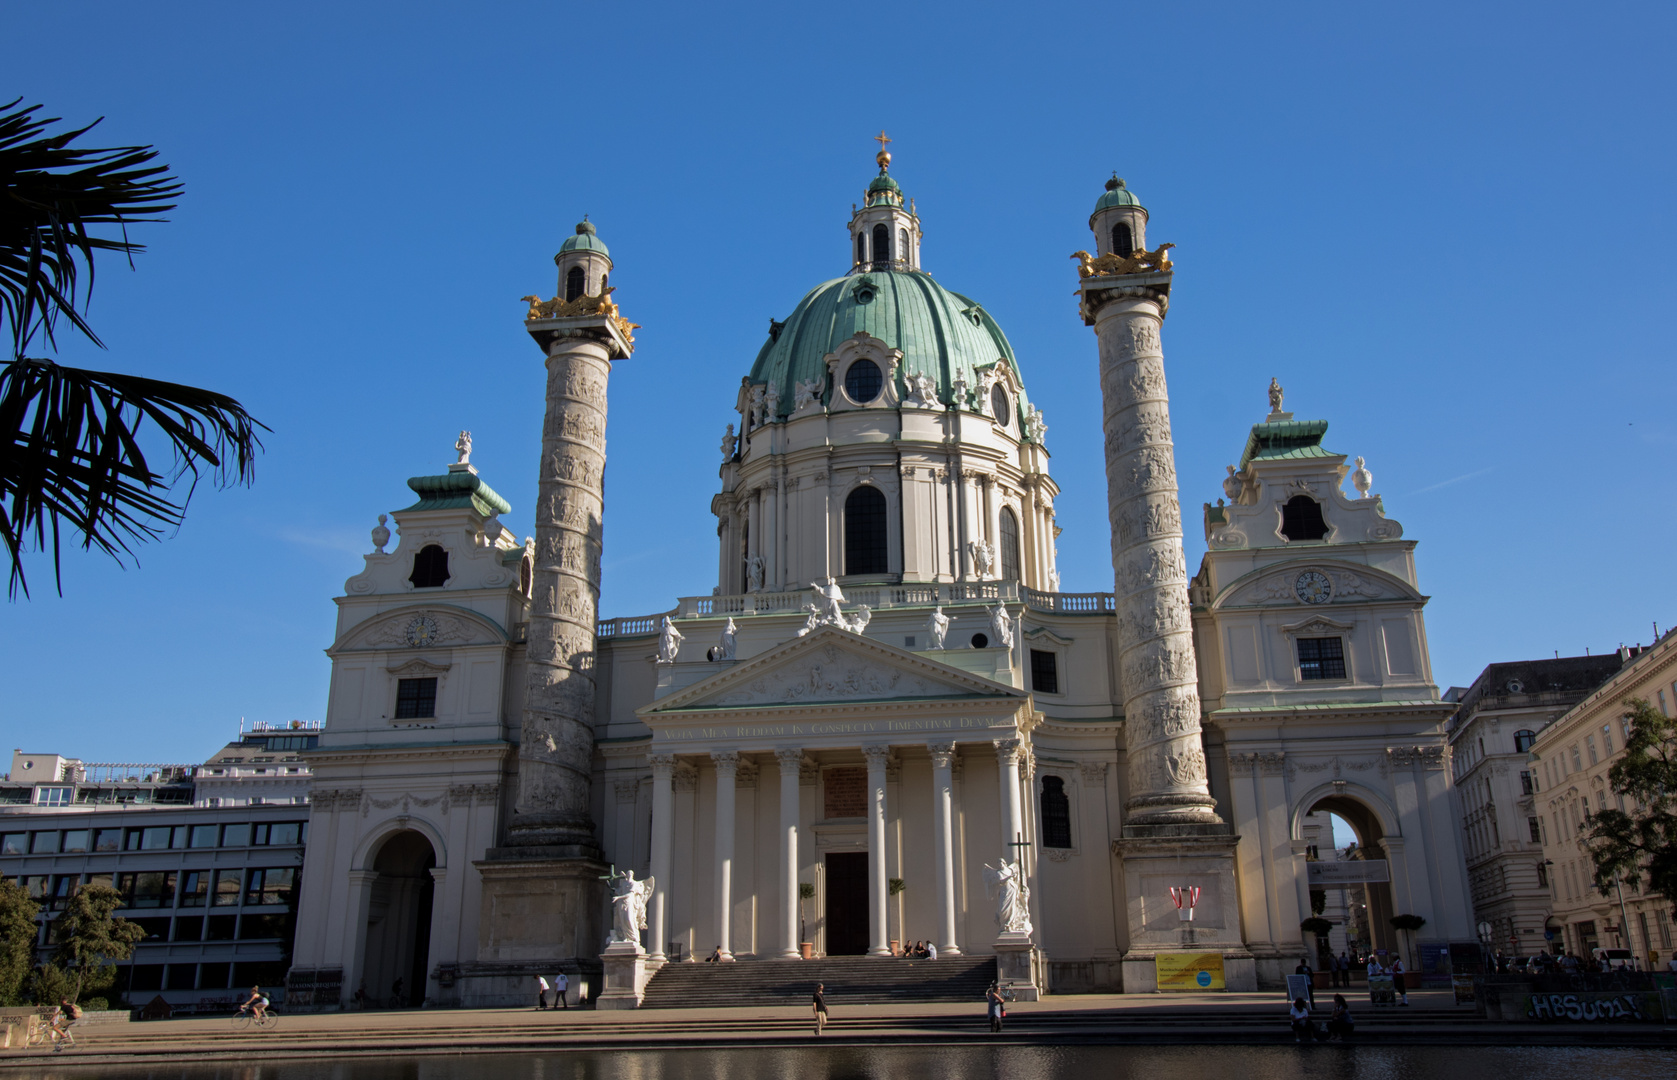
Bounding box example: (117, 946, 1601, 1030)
(1591, 948, 1634, 970)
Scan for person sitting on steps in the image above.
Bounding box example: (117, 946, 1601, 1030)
(1327, 994, 1354, 1041)
(1289, 997, 1315, 1043)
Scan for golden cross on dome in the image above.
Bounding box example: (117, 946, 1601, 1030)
(874, 131, 891, 151)
(873, 130, 892, 170)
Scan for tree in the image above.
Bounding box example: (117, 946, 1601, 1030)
(1, 99, 265, 598)
(50, 881, 141, 1002)
(0, 879, 40, 1006)
(1584, 698, 1677, 904)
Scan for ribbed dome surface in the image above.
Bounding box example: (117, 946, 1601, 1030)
(1092, 177, 1142, 213)
(747, 269, 1028, 421)
(558, 221, 610, 257)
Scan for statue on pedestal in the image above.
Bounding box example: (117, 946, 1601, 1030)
(605, 867, 654, 946)
(925, 606, 954, 649)
(718, 617, 737, 660)
(656, 616, 683, 664)
(987, 604, 1015, 650)
(984, 859, 1031, 935)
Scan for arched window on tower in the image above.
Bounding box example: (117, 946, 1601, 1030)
(1280, 495, 1330, 541)
(999, 507, 1021, 582)
(565, 265, 585, 302)
(899, 228, 909, 265)
(856, 232, 867, 266)
(872, 223, 890, 267)
(1041, 776, 1072, 848)
(1112, 222, 1133, 258)
(409, 544, 450, 588)
(844, 486, 888, 576)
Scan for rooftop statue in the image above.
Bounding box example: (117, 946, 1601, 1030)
(455, 430, 472, 466)
(925, 606, 954, 649)
(656, 616, 684, 664)
(1268, 377, 1284, 413)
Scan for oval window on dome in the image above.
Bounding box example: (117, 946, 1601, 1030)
(991, 384, 1010, 426)
(845, 359, 883, 403)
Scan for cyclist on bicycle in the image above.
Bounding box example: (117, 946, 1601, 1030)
(48, 999, 79, 1051)
(239, 985, 270, 1022)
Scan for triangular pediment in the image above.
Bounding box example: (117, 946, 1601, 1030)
(640, 627, 1025, 715)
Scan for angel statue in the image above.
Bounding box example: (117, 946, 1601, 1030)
(656, 616, 684, 664)
(925, 605, 954, 650)
(793, 376, 824, 412)
(983, 858, 1031, 936)
(605, 867, 655, 947)
(454, 430, 473, 466)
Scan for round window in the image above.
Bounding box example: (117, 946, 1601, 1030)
(845, 358, 883, 403)
(990, 384, 1010, 425)
(855, 287, 875, 304)
(970, 632, 990, 649)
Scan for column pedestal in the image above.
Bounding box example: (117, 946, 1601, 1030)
(1112, 827, 1254, 992)
(595, 940, 649, 1010)
(993, 932, 1041, 1002)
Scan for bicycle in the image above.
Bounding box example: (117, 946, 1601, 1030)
(233, 1007, 281, 1031)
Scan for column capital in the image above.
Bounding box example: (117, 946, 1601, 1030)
(928, 741, 956, 769)
(613, 778, 640, 804)
(712, 750, 740, 776)
(649, 753, 677, 775)
(993, 738, 1022, 766)
(773, 748, 806, 769)
(861, 744, 893, 769)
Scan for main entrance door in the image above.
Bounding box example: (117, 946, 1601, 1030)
(824, 852, 868, 956)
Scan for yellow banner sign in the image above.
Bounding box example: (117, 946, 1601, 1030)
(1155, 951, 1226, 991)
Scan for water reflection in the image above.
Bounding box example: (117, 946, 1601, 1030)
(16, 1046, 1677, 1080)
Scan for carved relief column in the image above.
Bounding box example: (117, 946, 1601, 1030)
(928, 741, 962, 956)
(1080, 254, 1218, 826)
(862, 745, 892, 957)
(510, 294, 634, 853)
(648, 754, 676, 963)
(712, 751, 739, 961)
(774, 749, 804, 960)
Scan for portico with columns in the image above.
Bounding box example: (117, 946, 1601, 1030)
(632, 627, 1038, 967)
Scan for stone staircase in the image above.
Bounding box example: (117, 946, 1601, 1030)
(638, 955, 998, 1009)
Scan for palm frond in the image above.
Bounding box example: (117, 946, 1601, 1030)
(0, 358, 267, 598)
(0, 98, 182, 358)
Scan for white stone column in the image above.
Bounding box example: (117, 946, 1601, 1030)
(648, 754, 676, 963)
(863, 745, 892, 957)
(712, 751, 738, 961)
(995, 738, 1026, 859)
(928, 741, 962, 956)
(1083, 273, 1219, 826)
(774, 749, 803, 960)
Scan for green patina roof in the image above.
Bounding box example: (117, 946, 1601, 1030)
(748, 269, 1031, 424)
(403, 470, 512, 517)
(1092, 175, 1143, 217)
(1238, 419, 1337, 471)
(558, 220, 610, 258)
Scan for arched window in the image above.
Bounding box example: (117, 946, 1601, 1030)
(856, 232, 867, 265)
(872, 223, 890, 266)
(844, 486, 888, 575)
(1514, 729, 1538, 753)
(1112, 222, 1133, 258)
(844, 358, 883, 403)
(1042, 776, 1072, 848)
(990, 384, 1010, 425)
(565, 265, 585, 302)
(899, 228, 909, 265)
(999, 508, 1021, 582)
(409, 544, 450, 588)
(1280, 495, 1329, 541)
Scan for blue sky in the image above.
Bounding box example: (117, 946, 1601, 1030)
(4, 2, 1674, 764)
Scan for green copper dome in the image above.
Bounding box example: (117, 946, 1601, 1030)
(558, 220, 610, 258)
(1092, 175, 1142, 214)
(748, 269, 1030, 423)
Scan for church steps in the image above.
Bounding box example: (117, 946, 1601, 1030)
(638, 955, 998, 1008)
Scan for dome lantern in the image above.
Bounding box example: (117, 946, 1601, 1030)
(553, 217, 612, 302)
(1089, 174, 1149, 260)
(849, 132, 921, 272)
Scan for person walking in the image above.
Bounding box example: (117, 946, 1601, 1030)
(1294, 958, 1314, 1006)
(986, 983, 1005, 1033)
(1337, 951, 1350, 988)
(1390, 957, 1408, 1006)
(555, 970, 570, 1010)
(535, 974, 550, 1010)
(812, 983, 828, 1036)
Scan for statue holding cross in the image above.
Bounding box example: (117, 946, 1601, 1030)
(983, 848, 1032, 936)
(601, 865, 655, 947)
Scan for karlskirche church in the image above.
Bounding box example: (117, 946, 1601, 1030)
(286, 145, 1472, 1007)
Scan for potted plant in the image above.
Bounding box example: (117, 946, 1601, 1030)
(799, 883, 815, 959)
(1389, 913, 1427, 970)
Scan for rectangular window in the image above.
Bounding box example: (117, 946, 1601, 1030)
(264, 822, 303, 846)
(30, 831, 59, 854)
(173, 915, 203, 942)
(1601, 724, 1614, 754)
(1029, 649, 1060, 694)
(140, 826, 173, 851)
(238, 913, 290, 940)
(2, 832, 29, 855)
(124, 828, 143, 851)
(188, 825, 218, 848)
(48, 875, 78, 910)
(1571, 745, 1583, 772)
(1660, 690, 1670, 717)
(1529, 817, 1542, 843)
(1536, 863, 1549, 888)
(211, 869, 242, 906)
(395, 677, 438, 719)
(179, 871, 211, 908)
(204, 914, 237, 941)
(246, 868, 297, 906)
(1520, 771, 1533, 796)
(61, 830, 88, 853)
(166, 963, 198, 991)
(127, 871, 175, 909)
(33, 786, 72, 807)
(1662, 915, 1673, 950)
(21, 875, 49, 901)
(1297, 636, 1346, 680)
(221, 823, 252, 848)
(93, 829, 121, 852)
(1586, 735, 1598, 765)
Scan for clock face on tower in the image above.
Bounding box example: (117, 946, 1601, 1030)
(404, 615, 441, 647)
(1294, 570, 1333, 605)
